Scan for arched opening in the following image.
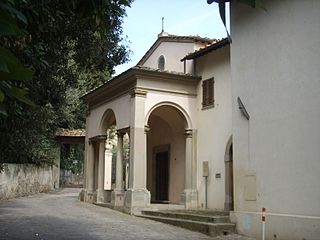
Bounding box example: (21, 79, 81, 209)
(99, 109, 117, 202)
(146, 104, 188, 204)
(158, 55, 165, 70)
(224, 137, 234, 211)
(122, 132, 130, 190)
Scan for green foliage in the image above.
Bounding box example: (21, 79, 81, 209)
(0, 102, 57, 165)
(60, 144, 84, 174)
(0, 1, 35, 116)
(0, 0, 133, 167)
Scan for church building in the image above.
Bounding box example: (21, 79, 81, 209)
(80, 32, 232, 215)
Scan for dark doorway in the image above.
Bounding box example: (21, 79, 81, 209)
(225, 143, 234, 211)
(155, 151, 169, 202)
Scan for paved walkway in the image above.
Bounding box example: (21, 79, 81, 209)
(0, 188, 254, 240)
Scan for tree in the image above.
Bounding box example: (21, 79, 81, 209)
(0, 1, 35, 116)
(0, 0, 133, 167)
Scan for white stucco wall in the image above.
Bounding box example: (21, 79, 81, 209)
(142, 41, 195, 74)
(145, 93, 197, 128)
(231, 1, 320, 239)
(86, 94, 132, 138)
(194, 46, 232, 210)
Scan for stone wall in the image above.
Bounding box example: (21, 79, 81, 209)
(60, 170, 83, 188)
(0, 164, 59, 200)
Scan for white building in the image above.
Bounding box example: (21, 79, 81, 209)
(80, 1, 320, 238)
(80, 33, 232, 214)
(230, 0, 320, 239)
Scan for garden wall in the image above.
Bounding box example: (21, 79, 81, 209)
(0, 164, 59, 200)
(60, 170, 83, 188)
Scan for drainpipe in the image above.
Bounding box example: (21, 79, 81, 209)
(203, 161, 209, 209)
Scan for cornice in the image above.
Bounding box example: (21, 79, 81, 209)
(84, 67, 200, 110)
(130, 88, 147, 98)
(83, 69, 137, 108)
(117, 127, 130, 135)
(89, 134, 107, 143)
(133, 66, 201, 84)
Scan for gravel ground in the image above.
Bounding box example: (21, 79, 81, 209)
(0, 188, 254, 240)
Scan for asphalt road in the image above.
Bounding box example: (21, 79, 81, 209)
(0, 188, 253, 240)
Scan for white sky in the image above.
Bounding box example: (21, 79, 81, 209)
(114, 0, 230, 75)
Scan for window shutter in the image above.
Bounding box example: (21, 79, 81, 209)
(202, 78, 214, 108)
(202, 80, 208, 106)
(209, 79, 214, 104)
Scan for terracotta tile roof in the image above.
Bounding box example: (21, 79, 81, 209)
(181, 38, 230, 61)
(82, 65, 200, 100)
(55, 128, 86, 137)
(134, 65, 195, 77)
(158, 34, 215, 43)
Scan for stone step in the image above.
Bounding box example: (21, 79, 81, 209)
(166, 210, 230, 216)
(141, 210, 230, 223)
(93, 202, 112, 208)
(138, 214, 236, 237)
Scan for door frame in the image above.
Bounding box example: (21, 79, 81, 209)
(152, 144, 170, 203)
(224, 137, 234, 211)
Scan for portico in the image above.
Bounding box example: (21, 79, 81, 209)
(81, 66, 200, 213)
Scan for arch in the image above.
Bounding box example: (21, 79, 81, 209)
(146, 102, 189, 204)
(224, 135, 233, 162)
(100, 108, 117, 134)
(158, 55, 165, 70)
(224, 135, 234, 211)
(145, 101, 192, 129)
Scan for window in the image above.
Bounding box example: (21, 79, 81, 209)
(202, 78, 214, 108)
(158, 55, 165, 70)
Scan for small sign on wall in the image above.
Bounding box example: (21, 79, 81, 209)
(203, 161, 209, 177)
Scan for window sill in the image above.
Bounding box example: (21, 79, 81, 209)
(201, 104, 215, 110)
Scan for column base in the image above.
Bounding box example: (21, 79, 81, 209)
(124, 188, 150, 214)
(224, 201, 234, 211)
(78, 189, 85, 202)
(84, 189, 96, 203)
(182, 189, 198, 209)
(111, 189, 125, 210)
(96, 189, 106, 203)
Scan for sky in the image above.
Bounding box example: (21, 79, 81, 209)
(114, 0, 230, 75)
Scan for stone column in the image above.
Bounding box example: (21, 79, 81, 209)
(97, 137, 106, 203)
(116, 132, 124, 190)
(52, 142, 61, 189)
(85, 141, 95, 203)
(124, 88, 150, 214)
(79, 141, 88, 201)
(111, 131, 125, 209)
(184, 129, 198, 209)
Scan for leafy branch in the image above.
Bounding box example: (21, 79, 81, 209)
(0, 1, 35, 116)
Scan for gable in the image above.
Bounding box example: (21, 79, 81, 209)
(137, 34, 214, 74)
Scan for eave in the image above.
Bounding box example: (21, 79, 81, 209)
(181, 38, 230, 61)
(82, 66, 201, 109)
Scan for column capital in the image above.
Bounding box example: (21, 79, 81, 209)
(117, 127, 130, 136)
(130, 88, 147, 98)
(89, 134, 107, 143)
(144, 125, 150, 133)
(185, 129, 193, 138)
